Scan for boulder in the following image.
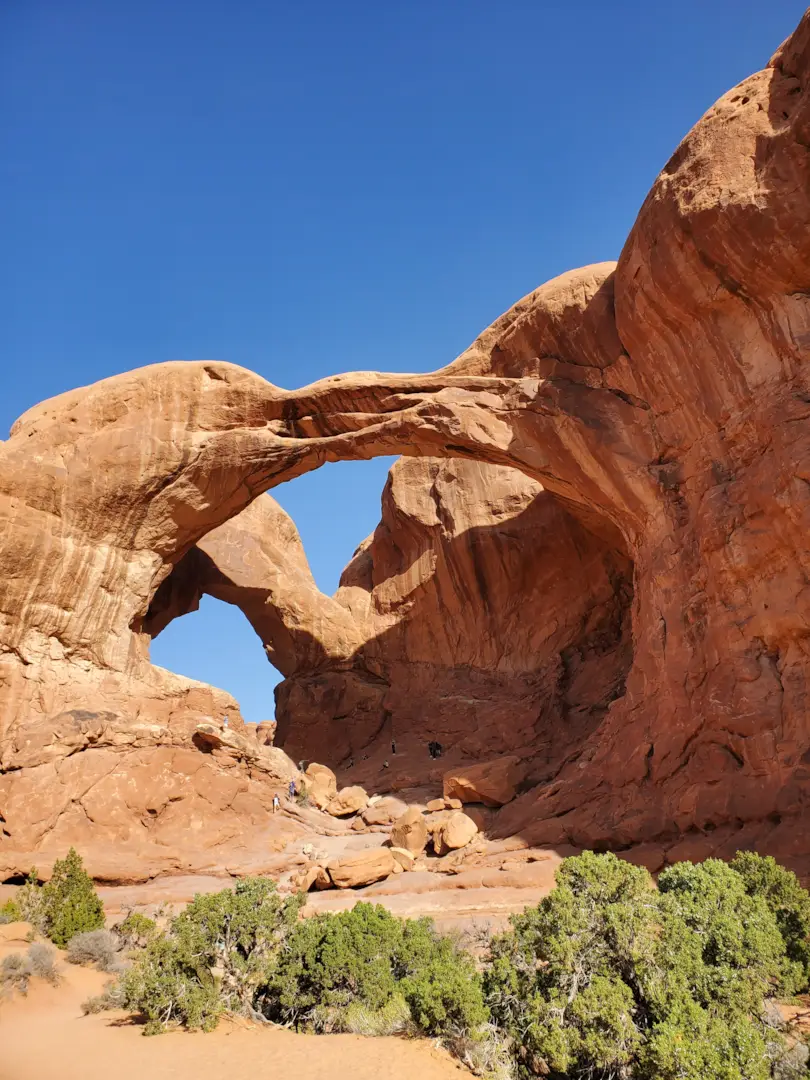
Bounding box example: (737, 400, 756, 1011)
(445, 797, 463, 810)
(390, 807, 428, 855)
(433, 811, 478, 856)
(325, 785, 369, 817)
(327, 848, 396, 889)
(426, 798, 446, 812)
(299, 864, 331, 891)
(361, 796, 408, 826)
(254, 720, 277, 745)
(424, 809, 452, 835)
(305, 763, 338, 810)
(390, 847, 416, 872)
(443, 755, 525, 807)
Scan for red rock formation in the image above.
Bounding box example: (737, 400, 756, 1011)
(276, 457, 632, 776)
(2, 9, 810, 879)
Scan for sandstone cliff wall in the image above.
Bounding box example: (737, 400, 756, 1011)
(2, 11, 810, 876)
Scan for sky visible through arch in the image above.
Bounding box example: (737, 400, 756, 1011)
(2, 0, 806, 721)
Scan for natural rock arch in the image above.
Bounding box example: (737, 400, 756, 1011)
(2, 10, 810, 873)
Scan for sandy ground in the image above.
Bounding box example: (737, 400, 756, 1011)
(0, 927, 471, 1080)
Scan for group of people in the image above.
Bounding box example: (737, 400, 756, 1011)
(272, 779, 298, 814)
(263, 731, 445, 816)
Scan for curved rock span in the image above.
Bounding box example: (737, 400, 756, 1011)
(2, 10, 810, 878)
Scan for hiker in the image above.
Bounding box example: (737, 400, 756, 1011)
(222, 716, 229, 729)
(391, 739, 397, 755)
(272, 793, 280, 814)
(383, 759, 390, 768)
(434, 741, 443, 758)
(288, 779, 297, 799)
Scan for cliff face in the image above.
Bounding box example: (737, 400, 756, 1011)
(275, 457, 633, 787)
(2, 10, 810, 876)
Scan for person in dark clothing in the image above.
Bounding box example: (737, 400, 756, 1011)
(391, 740, 397, 755)
(288, 780, 297, 799)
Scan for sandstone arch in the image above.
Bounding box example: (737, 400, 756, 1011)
(2, 10, 810, 876)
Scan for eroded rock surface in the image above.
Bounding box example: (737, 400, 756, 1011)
(3, 11, 810, 881)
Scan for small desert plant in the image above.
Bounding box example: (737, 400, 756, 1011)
(67, 929, 121, 972)
(447, 1024, 517, 1080)
(27, 942, 60, 983)
(8, 852, 105, 946)
(313, 992, 414, 1036)
(0, 943, 60, 995)
(41, 848, 105, 947)
(1, 952, 32, 994)
(14, 870, 48, 933)
(114, 911, 158, 951)
(0, 898, 21, 924)
(82, 979, 128, 1015)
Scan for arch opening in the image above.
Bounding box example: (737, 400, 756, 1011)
(150, 594, 280, 726)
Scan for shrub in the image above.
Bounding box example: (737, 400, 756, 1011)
(67, 929, 121, 972)
(119, 932, 223, 1035)
(484, 851, 804, 1079)
(263, 901, 487, 1037)
(447, 1024, 516, 1080)
(120, 877, 304, 1034)
(114, 911, 158, 951)
(0, 943, 60, 995)
(314, 993, 413, 1036)
(731, 851, 810, 993)
(26, 942, 60, 984)
(15, 870, 48, 933)
(82, 979, 127, 1015)
(1, 951, 32, 994)
(41, 849, 105, 948)
(0, 898, 21, 924)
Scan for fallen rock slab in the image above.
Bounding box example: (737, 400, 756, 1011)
(390, 847, 416, 872)
(327, 848, 396, 888)
(390, 807, 428, 855)
(305, 763, 338, 810)
(325, 785, 369, 817)
(361, 796, 408, 826)
(443, 755, 525, 807)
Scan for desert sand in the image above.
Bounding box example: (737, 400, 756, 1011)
(0, 927, 471, 1080)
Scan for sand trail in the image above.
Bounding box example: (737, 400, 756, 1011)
(0, 933, 471, 1080)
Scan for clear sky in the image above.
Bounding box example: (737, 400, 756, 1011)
(2, 0, 806, 722)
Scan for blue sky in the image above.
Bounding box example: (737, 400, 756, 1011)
(2, 0, 805, 721)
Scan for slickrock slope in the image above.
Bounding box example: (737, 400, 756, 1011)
(2, 10, 810, 879)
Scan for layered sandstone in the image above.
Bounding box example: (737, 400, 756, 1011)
(2, 11, 810, 880)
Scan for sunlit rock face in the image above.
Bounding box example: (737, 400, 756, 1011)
(3, 10, 810, 878)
